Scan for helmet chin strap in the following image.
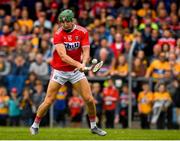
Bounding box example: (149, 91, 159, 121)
(62, 23, 75, 33)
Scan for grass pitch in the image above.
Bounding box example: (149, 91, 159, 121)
(0, 127, 180, 140)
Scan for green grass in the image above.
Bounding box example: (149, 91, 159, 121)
(0, 127, 180, 140)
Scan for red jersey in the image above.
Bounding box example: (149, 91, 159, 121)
(0, 34, 17, 48)
(51, 24, 90, 71)
(110, 42, 124, 59)
(103, 86, 119, 111)
(68, 96, 84, 117)
(158, 37, 176, 48)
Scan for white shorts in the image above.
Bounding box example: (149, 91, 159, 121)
(50, 69, 86, 85)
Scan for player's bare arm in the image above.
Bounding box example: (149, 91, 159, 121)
(82, 45, 90, 65)
(55, 43, 84, 71)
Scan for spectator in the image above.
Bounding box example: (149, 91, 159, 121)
(123, 28, 134, 42)
(0, 86, 9, 126)
(116, 84, 136, 128)
(167, 78, 180, 129)
(146, 29, 160, 57)
(68, 88, 84, 128)
(150, 44, 161, 62)
(31, 26, 41, 50)
(17, 8, 33, 32)
(39, 39, 52, 63)
(0, 25, 17, 51)
(92, 83, 103, 128)
(46, 2, 59, 25)
(110, 33, 124, 59)
(0, 52, 10, 86)
(168, 53, 180, 79)
(134, 32, 146, 53)
(171, 79, 180, 128)
(132, 58, 147, 77)
(0, 51, 11, 76)
(90, 0, 108, 18)
(17, 25, 32, 44)
(141, 24, 152, 49)
(90, 32, 100, 58)
(34, 11, 52, 30)
(117, 0, 132, 19)
(102, 79, 119, 128)
(29, 53, 49, 79)
(11, 54, 29, 76)
(155, 8, 171, 25)
(111, 55, 128, 78)
(123, 41, 131, 60)
(155, 1, 167, 12)
(114, 16, 127, 32)
(138, 82, 153, 129)
(8, 87, 21, 126)
(107, 25, 116, 44)
(136, 50, 147, 66)
(129, 17, 139, 33)
(34, 1, 44, 20)
(99, 8, 108, 24)
(106, 16, 115, 29)
(59, 0, 79, 19)
(78, 9, 93, 27)
(162, 43, 170, 59)
(11, 7, 21, 21)
(12, 22, 21, 36)
(20, 87, 34, 126)
(107, 0, 117, 17)
(170, 2, 178, 15)
(3, 15, 13, 27)
(158, 30, 176, 49)
(169, 14, 180, 38)
(115, 15, 128, 30)
(54, 85, 67, 127)
(96, 23, 109, 40)
(145, 52, 170, 80)
(25, 72, 38, 92)
(32, 80, 45, 113)
(175, 38, 180, 62)
(92, 47, 114, 77)
(20, 41, 33, 58)
(137, 1, 156, 18)
(152, 83, 172, 129)
(0, 9, 5, 27)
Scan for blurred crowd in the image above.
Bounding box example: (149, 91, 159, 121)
(0, 0, 180, 129)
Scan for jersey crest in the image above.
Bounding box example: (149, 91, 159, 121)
(67, 35, 72, 41)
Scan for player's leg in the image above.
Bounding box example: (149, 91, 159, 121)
(30, 80, 62, 134)
(74, 78, 96, 119)
(73, 78, 107, 136)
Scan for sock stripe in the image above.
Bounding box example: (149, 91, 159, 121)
(35, 116, 42, 124)
(89, 115, 96, 122)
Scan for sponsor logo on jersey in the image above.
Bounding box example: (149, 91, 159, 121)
(64, 42, 80, 50)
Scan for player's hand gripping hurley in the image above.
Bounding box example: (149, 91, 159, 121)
(74, 59, 104, 73)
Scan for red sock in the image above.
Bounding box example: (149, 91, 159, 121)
(89, 115, 96, 122)
(34, 116, 42, 124)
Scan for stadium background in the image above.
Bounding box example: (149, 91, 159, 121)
(0, 0, 179, 130)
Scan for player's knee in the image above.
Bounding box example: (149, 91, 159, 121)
(84, 96, 94, 104)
